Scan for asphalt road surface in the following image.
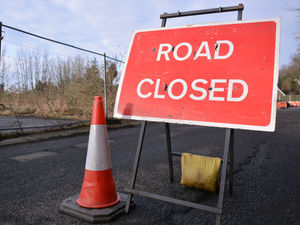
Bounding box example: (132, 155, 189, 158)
(0, 108, 299, 225)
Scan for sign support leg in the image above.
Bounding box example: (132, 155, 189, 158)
(216, 128, 234, 225)
(229, 129, 234, 195)
(125, 121, 147, 213)
(165, 123, 174, 183)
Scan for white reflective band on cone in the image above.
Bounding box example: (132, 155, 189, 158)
(85, 125, 112, 171)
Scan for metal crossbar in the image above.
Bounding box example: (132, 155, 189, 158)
(125, 187, 222, 214)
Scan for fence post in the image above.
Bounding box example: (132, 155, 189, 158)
(0, 22, 2, 140)
(103, 53, 107, 118)
(0, 22, 2, 59)
(0, 22, 2, 92)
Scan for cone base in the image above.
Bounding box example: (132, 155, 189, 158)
(76, 169, 120, 209)
(60, 192, 135, 223)
(77, 194, 120, 209)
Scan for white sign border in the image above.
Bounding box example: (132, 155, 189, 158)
(114, 18, 281, 132)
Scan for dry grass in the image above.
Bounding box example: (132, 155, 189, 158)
(0, 55, 119, 120)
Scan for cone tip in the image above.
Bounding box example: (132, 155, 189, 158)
(91, 96, 106, 125)
(95, 96, 103, 101)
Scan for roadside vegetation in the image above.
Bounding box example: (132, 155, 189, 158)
(279, 6, 300, 96)
(0, 50, 119, 120)
(278, 49, 300, 95)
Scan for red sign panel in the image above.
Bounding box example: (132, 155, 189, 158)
(114, 19, 280, 131)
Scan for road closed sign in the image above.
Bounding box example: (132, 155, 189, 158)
(114, 18, 280, 131)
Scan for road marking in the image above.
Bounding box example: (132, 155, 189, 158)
(73, 142, 87, 148)
(11, 151, 57, 162)
(73, 140, 115, 149)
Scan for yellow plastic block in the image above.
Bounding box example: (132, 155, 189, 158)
(181, 153, 221, 192)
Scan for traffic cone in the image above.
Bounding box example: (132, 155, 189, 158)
(77, 96, 120, 208)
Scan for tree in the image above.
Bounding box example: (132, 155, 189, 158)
(278, 50, 300, 94)
(105, 61, 118, 116)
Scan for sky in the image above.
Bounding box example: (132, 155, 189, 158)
(0, 0, 299, 68)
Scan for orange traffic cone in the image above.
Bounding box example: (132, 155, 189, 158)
(77, 96, 120, 208)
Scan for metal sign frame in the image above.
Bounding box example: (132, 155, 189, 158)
(124, 4, 243, 225)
